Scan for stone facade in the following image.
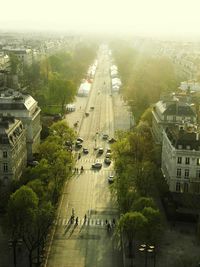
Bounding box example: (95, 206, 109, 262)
(162, 125, 200, 194)
(152, 93, 196, 144)
(0, 88, 41, 160)
(0, 115, 27, 184)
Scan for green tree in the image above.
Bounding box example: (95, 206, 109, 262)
(49, 75, 76, 113)
(118, 212, 147, 257)
(141, 207, 162, 244)
(6, 186, 39, 267)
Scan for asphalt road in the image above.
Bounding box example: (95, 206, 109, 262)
(45, 48, 123, 267)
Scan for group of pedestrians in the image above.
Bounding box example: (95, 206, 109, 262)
(69, 208, 116, 232)
(105, 218, 116, 232)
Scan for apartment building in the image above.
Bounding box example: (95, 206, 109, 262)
(0, 88, 41, 160)
(152, 93, 196, 144)
(162, 125, 200, 194)
(0, 115, 27, 184)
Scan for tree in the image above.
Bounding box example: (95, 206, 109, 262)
(141, 207, 162, 244)
(118, 212, 147, 257)
(49, 74, 76, 113)
(49, 120, 76, 144)
(132, 197, 156, 212)
(6, 186, 39, 267)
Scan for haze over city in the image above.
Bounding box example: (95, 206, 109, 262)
(1, 0, 200, 38)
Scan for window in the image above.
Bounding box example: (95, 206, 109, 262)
(176, 182, 181, 192)
(196, 170, 200, 179)
(185, 157, 190, 165)
(177, 168, 181, 177)
(197, 158, 200, 165)
(3, 151, 7, 158)
(184, 169, 189, 179)
(186, 145, 191, 150)
(177, 157, 182, 164)
(3, 163, 8, 172)
(178, 145, 182, 149)
(184, 183, 188, 193)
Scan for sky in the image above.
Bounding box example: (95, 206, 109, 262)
(1, 0, 200, 37)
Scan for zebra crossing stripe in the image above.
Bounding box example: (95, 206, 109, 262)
(57, 218, 114, 227)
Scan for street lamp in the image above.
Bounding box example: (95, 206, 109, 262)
(8, 238, 23, 267)
(139, 244, 156, 267)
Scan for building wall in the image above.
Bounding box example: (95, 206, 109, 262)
(0, 121, 27, 184)
(162, 131, 200, 194)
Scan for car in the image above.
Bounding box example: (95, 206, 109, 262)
(102, 134, 109, 140)
(104, 157, 111, 165)
(85, 112, 89, 117)
(108, 137, 117, 144)
(77, 137, 84, 143)
(83, 148, 89, 154)
(98, 147, 104, 154)
(105, 152, 111, 158)
(92, 162, 102, 169)
(90, 106, 95, 110)
(75, 141, 82, 148)
(108, 175, 114, 183)
(106, 148, 111, 153)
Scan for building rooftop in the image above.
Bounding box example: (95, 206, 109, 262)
(165, 125, 200, 150)
(0, 88, 37, 111)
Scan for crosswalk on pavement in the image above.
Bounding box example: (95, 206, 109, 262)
(56, 217, 115, 227)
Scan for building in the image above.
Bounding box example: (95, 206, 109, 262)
(162, 125, 200, 194)
(0, 88, 41, 160)
(152, 93, 196, 144)
(0, 115, 27, 184)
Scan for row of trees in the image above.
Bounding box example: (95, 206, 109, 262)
(22, 43, 97, 114)
(3, 121, 76, 267)
(111, 40, 183, 122)
(112, 118, 164, 257)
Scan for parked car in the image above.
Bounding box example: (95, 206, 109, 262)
(102, 134, 109, 140)
(92, 162, 102, 169)
(98, 147, 104, 155)
(90, 106, 95, 110)
(108, 175, 114, 183)
(83, 148, 89, 154)
(104, 157, 111, 165)
(106, 148, 111, 153)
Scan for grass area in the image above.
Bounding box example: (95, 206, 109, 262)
(41, 105, 62, 115)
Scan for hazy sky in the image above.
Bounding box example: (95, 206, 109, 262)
(1, 0, 200, 37)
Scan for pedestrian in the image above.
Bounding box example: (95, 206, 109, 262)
(107, 223, 111, 232)
(72, 207, 75, 216)
(75, 217, 79, 225)
(112, 218, 116, 227)
(105, 219, 108, 225)
(70, 215, 74, 224)
(84, 214, 87, 222)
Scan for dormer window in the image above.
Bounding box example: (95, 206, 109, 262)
(186, 145, 191, 150)
(178, 145, 182, 149)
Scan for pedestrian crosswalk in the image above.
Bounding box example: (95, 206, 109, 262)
(55, 217, 115, 227)
(73, 169, 113, 175)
